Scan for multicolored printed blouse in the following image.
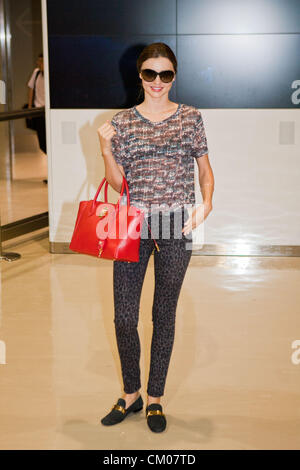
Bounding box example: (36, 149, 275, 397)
(110, 103, 209, 215)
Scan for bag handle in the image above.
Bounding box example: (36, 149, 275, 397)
(88, 175, 160, 252)
(89, 176, 130, 216)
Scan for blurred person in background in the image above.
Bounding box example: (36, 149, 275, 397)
(27, 52, 47, 184)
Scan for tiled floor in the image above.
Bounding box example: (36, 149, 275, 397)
(1, 229, 300, 449)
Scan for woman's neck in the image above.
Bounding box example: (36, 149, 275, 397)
(138, 99, 176, 114)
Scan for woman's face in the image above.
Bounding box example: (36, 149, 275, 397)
(139, 57, 175, 101)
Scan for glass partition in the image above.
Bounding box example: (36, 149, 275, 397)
(0, 0, 48, 231)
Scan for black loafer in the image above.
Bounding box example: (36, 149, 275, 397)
(146, 403, 167, 432)
(101, 394, 143, 426)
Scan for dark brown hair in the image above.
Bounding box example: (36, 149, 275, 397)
(136, 42, 177, 102)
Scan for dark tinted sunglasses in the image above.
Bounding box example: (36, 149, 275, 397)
(140, 68, 175, 83)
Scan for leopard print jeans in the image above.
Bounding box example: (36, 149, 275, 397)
(113, 207, 192, 397)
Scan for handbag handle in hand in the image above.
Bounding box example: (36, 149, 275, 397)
(88, 175, 130, 217)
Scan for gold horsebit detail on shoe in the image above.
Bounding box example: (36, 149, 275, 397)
(111, 404, 126, 414)
(146, 409, 165, 418)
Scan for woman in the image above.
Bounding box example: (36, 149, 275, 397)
(97, 42, 214, 433)
(27, 52, 47, 184)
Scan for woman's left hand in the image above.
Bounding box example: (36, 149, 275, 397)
(182, 202, 213, 236)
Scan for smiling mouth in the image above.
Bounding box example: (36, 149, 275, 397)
(151, 86, 163, 92)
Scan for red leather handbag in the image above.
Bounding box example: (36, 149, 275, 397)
(69, 176, 159, 262)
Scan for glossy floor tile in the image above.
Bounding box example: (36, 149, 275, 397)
(0, 149, 48, 224)
(0, 230, 300, 449)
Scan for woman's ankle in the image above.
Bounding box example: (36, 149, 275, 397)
(147, 395, 161, 406)
(122, 390, 140, 399)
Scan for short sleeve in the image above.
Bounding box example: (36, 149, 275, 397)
(110, 116, 128, 168)
(191, 112, 209, 159)
(27, 68, 39, 88)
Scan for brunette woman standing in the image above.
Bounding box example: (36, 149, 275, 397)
(97, 42, 214, 433)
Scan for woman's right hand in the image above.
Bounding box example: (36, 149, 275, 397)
(97, 120, 117, 156)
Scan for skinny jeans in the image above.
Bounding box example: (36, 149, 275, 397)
(113, 207, 192, 397)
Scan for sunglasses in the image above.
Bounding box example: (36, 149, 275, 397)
(140, 68, 175, 83)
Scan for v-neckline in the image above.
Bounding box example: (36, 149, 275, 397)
(133, 103, 181, 125)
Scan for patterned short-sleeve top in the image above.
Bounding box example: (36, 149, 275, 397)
(110, 103, 209, 215)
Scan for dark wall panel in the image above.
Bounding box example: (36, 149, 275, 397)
(48, 36, 177, 108)
(46, 0, 300, 109)
(177, 0, 300, 34)
(177, 34, 300, 108)
(47, 0, 176, 35)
